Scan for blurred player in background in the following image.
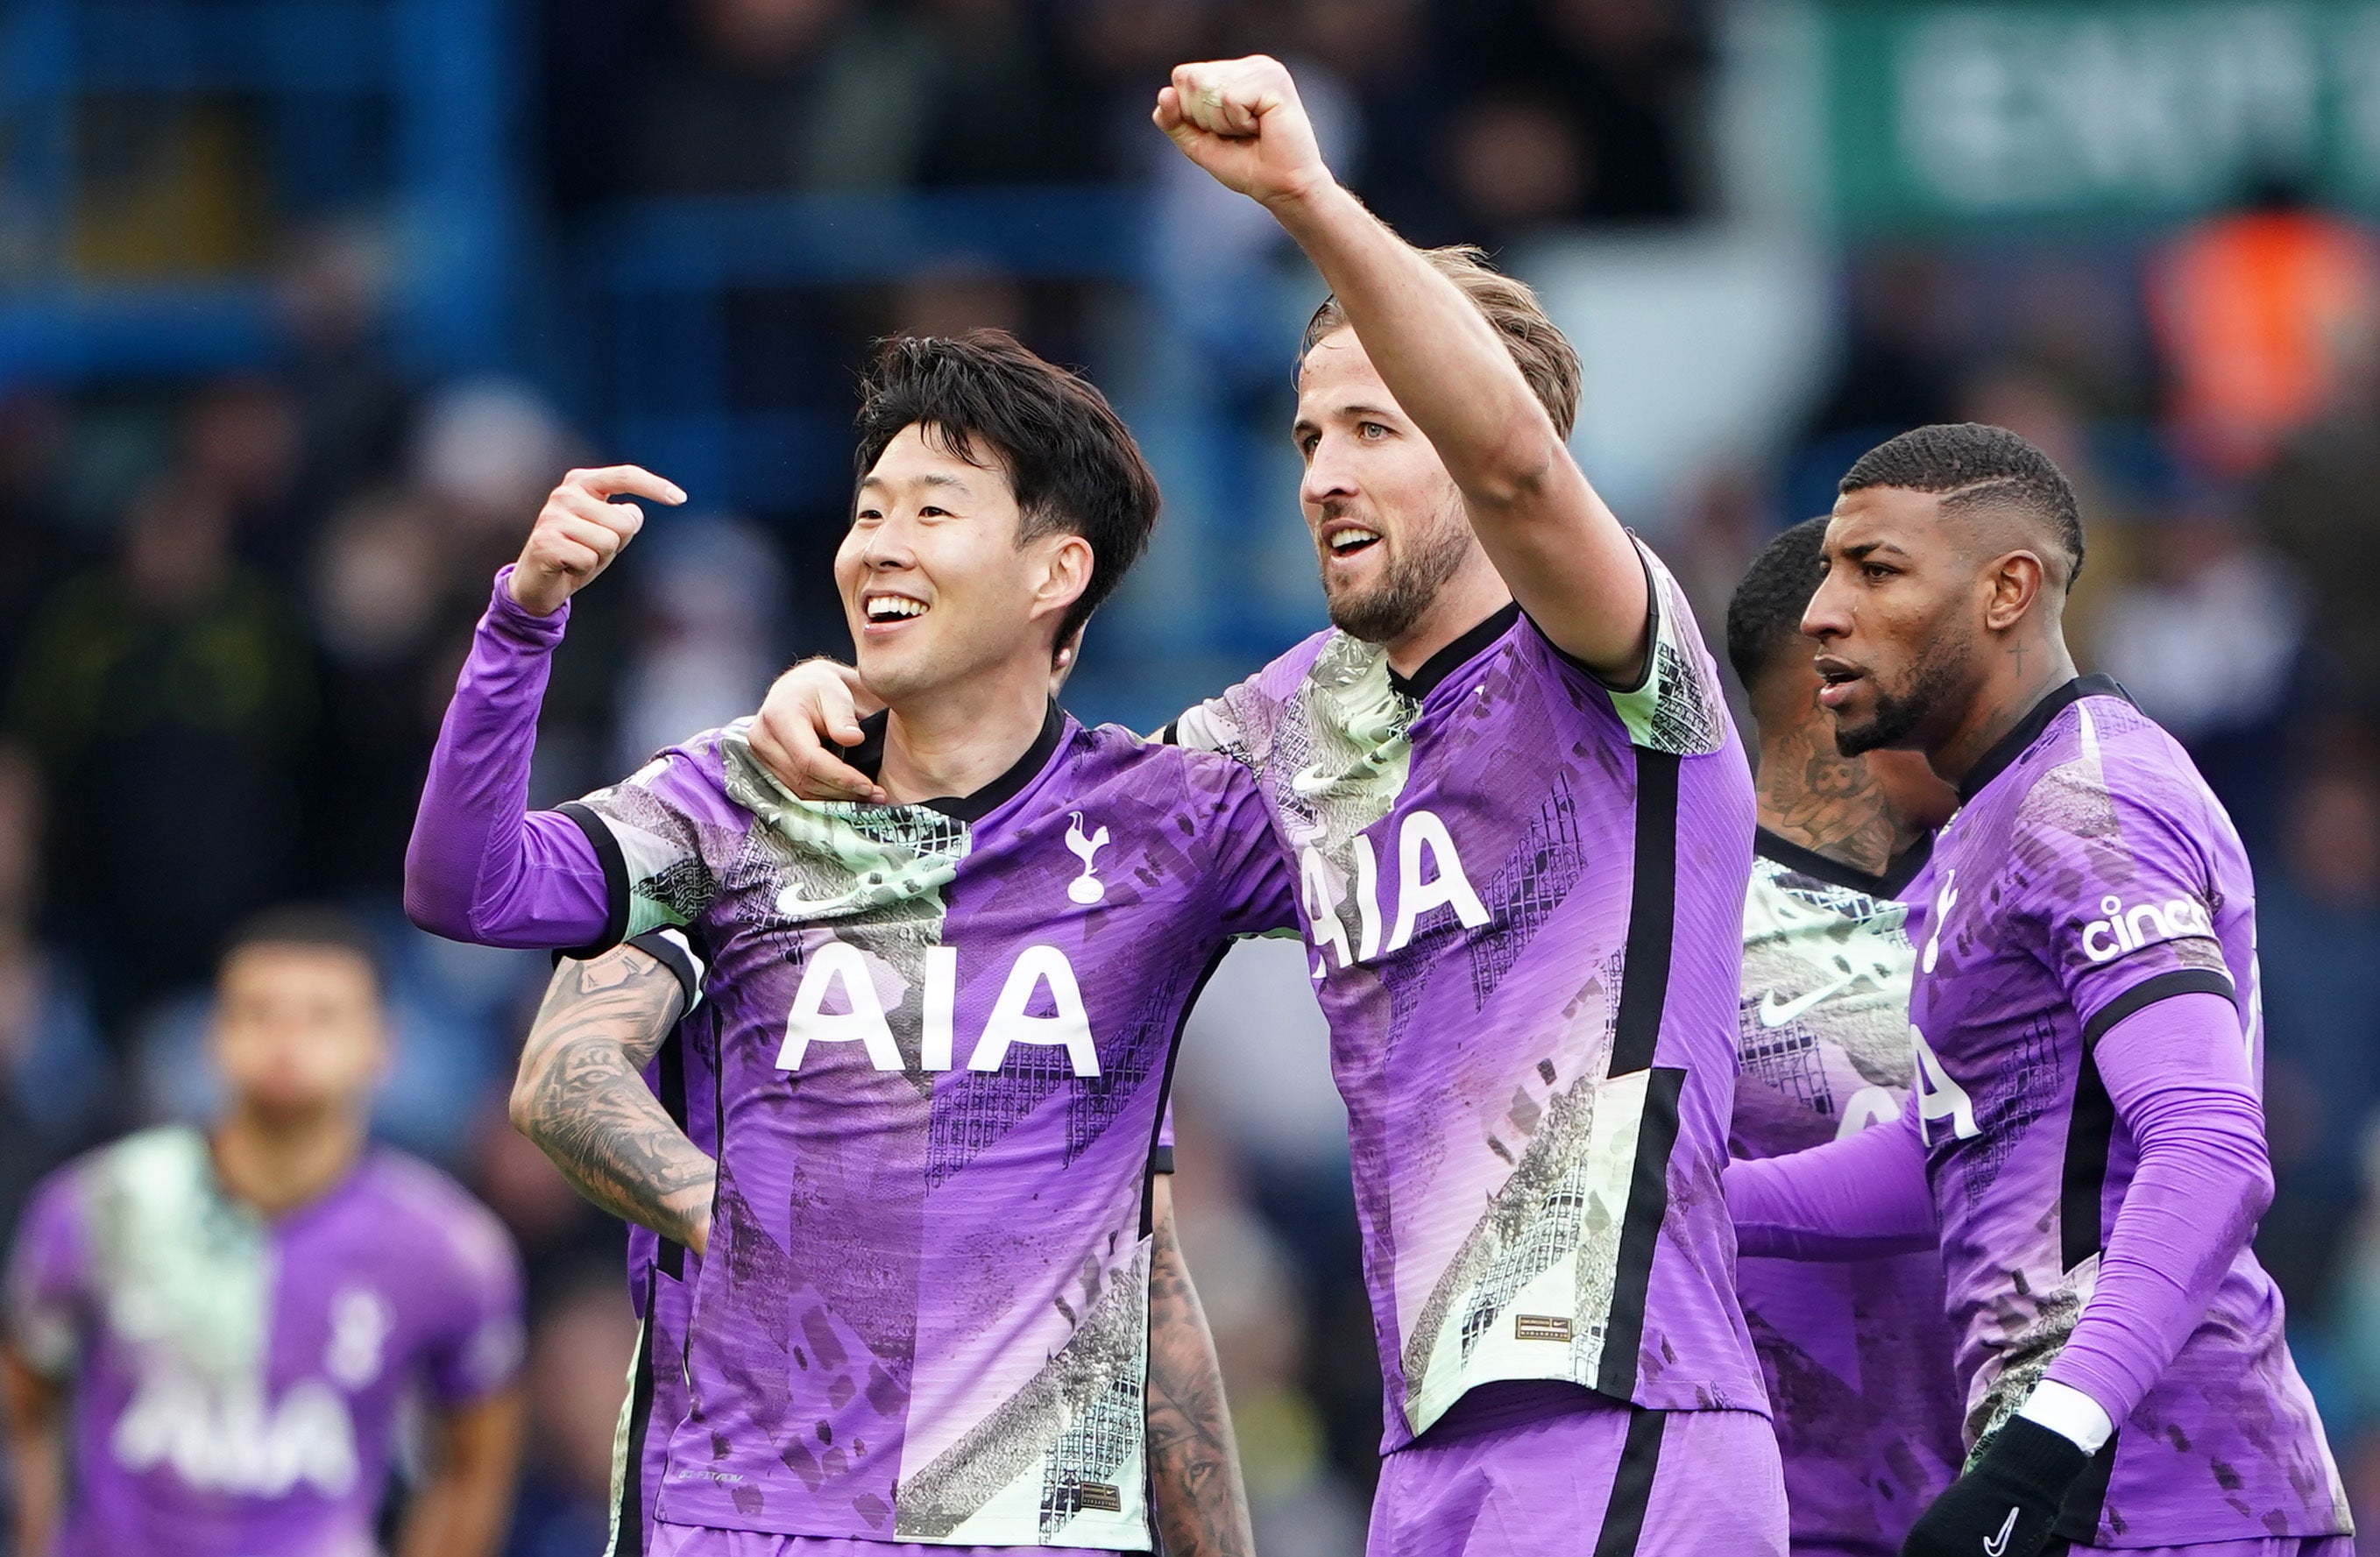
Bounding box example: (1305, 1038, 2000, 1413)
(407, 331, 1281, 1555)
(1729, 425, 2351, 1557)
(0, 906, 527, 1557)
(1724, 518, 1964, 1555)
(753, 53, 1783, 1557)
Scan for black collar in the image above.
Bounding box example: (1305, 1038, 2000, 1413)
(1955, 673, 2135, 804)
(834, 701, 1066, 823)
(1755, 826, 1934, 899)
(1387, 604, 1523, 702)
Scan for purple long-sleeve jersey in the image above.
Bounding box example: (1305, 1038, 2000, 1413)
(1733, 833, 1964, 1554)
(1903, 675, 2348, 1546)
(412, 577, 1296, 1550)
(6, 1129, 524, 1557)
(1169, 542, 1768, 1449)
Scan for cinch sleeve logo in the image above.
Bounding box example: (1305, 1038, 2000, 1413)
(776, 942, 1101, 1078)
(2076, 894, 2214, 963)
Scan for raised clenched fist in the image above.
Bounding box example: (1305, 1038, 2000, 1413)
(1152, 55, 1333, 210)
(507, 464, 687, 616)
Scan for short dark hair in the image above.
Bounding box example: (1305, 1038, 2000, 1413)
(223, 904, 381, 990)
(852, 330, 1160, 650)
(1726, 516, 1829, 692)
(1301, 245, 1583, 439)
(1838, 422, 2086, 583)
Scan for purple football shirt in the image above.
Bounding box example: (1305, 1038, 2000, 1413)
(565, 710, 1294, 1548)
(6, 1127, 524, 1557)
(1734, 833, 1963, 1554)
(1905, 676, 2348, 1544)
(1171, 543, 1767, 1449)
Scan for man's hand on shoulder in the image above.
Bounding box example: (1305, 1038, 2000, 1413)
(507, 465, 686, 617)
(1152, 55, 1335, 213)
(749, 659, 888, 804)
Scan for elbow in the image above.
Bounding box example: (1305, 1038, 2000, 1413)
(401, 840, 475, 943)
(506, 1073, 542, 1144)
(2241, 1146, 2276, 1225)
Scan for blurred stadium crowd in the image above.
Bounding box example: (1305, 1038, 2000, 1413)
(8, 0, 2380, 1552)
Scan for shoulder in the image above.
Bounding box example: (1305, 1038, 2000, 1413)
(358, 1151, 519, 1285)
(1171, 630, 1343, 754)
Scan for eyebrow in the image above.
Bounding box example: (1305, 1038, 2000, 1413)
(1838, 539, 1911, 562)
(857, 471, 974, 498)
(1291, 403, 1401, 438)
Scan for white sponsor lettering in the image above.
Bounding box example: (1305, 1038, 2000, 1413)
(967, 945, 1100, 1077)
(2076, 893, 2214, 963)
(1836, 1085, 1903, 1141)
(1922, 870, 1957, 974)
(775, 941, 902, 1072)
(1911, 1024, 1979, 1144)
(919, 945, 960, 1071)
(1386, 810, 1491, 952)
(776, 943, 1102, 1078)
(1301, 810, 1489, 969)
(113, 1369, 358, 1497)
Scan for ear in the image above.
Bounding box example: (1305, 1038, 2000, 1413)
(1029, 532, 1094, 627)
(1982, 549, 2048, 633)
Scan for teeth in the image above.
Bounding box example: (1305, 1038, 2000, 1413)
(867, 597, 926, 621)
(1330, 529, 1380, 553)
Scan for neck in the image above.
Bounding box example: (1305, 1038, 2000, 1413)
(1382, 555, 1513, 680)
(211, 1103, 365, 1218)
(1925, 630, 2079, 790)
(879, 661, 1050, 806)
(1756, 716, 1924, 879)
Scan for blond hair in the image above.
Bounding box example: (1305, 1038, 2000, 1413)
(1300, 245, 1582, 440)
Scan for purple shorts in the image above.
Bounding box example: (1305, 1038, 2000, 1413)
(648, 1525, 1116, 1557)
(1366, 1384, 1786, 1557)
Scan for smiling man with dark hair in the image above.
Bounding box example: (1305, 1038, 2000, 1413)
(406, 329, 1290, 1557)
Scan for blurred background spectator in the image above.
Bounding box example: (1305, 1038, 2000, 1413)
(7, 0, 2380, 1547)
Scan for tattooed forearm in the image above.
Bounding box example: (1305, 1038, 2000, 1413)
(1145, 1182, 1254, 1557)
(509, 945, 716, 1252)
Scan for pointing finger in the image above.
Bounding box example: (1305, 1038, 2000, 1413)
(565, 464, 688, 506)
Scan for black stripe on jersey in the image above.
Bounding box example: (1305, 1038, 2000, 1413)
(1597, 1066, 1684, 1400)
(2053, 1431, 2121, 1544)
(1139, 946, 1227, 1239)
(1589, 1405, 1667, 1556)
(2063, 968, 2241, 1268)
(1595, 745, 1684, 1400)
(556, 802, 632, 956)
(1607, 751, 1680, 1076)
(657, 1030, 689, 1281)
(612, 1270, 659, 1557)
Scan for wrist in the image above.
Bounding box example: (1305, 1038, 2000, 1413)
(488, 566, 570, 638)
(1260, 170, 1349, 227)
(2019, 1379, 2115, 1454)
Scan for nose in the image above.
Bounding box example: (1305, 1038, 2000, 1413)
(1300, 429, 1359, 513)
(859, 513, 919, 572)
(1801, 566, 1852, 642)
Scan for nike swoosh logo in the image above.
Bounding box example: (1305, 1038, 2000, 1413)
(1756, 975, 1858, 1027)
(1982, 1505, 2019, 1557)
(1290, 762, 1335, 797)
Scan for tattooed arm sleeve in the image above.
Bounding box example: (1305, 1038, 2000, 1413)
(1144, 1178, 1254, 1557)
(508, 944, 715, 1252)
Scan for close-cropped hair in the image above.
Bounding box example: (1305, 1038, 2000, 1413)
(1300, 244, 1583, 439)
(222, 903, 382, 990)
(1838, 421, 2086, 584)
(1725, 516, 1831, 693)
(853, 330, 1161, 649)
